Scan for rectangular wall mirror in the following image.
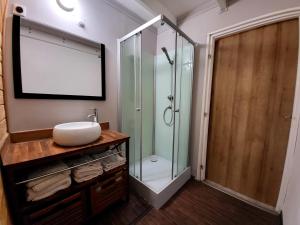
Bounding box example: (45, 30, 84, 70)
(12, 15, 106, 100)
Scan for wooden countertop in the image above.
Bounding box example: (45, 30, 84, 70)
(1, 129, 129, 168)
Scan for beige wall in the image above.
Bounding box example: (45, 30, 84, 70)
(3, 0, 142, 133)
(0, 1, 11, 225)
(179, 0, 300, 177)
(283, 126, 300, 225)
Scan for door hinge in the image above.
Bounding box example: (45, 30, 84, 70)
(200, 165, 204, 170)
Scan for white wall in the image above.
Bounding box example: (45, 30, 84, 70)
(283, 123, 300, 225)
(140, 0, 176, 24)
(179, 0, 300, 177)
(3, 0, 142, 132)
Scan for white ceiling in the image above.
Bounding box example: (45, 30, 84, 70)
(109, 0, 225, 26)
(110, 0, 177, 24)
(156, 0, 213, 18)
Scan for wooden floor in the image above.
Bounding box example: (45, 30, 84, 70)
(94, 180, 281, 225)
(137, 180, 281, 225)
(90, 193, 151, 225)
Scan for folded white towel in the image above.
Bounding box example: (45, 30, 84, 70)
(103, 163, 124, 171)
(26, 170, 71, 188)
(101, 155, 126, 171)
(27, 161, 69, 180)
(27, 177, 71, 201)
(29, 176, 71, 194)
(73, 161, 102, 173)
(73, 169, 103, 179)
(102, 154, 126, 164)
(29, 172, 70, 192)
(66, 155, 95, 167)
(66, 155, 103, 180)
(73, 172, 101, 183)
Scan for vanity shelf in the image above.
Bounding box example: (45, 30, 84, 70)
(15, 146, 123, 185)
(20, 165, 128, 213)
(0, 123, 130, 225)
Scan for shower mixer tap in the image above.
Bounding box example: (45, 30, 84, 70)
(167, 95, 174, 101)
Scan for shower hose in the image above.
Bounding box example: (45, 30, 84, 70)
(163, 105, 174, 127)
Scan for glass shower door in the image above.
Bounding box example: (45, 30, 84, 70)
(154, 25, 177, 183)
(173, 34, 194, 177)
(120, 33, 142, 180)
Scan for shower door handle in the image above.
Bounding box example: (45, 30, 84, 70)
(136, 108, 141, 111)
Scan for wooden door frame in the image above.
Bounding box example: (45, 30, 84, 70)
(196, 7, 300, 212)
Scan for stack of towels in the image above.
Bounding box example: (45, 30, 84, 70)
(66, 155, 103, 183)
(26, 162, 71, 202)
(92, 150, 126, 172)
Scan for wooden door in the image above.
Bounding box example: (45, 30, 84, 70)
(206, 19, 299, 207)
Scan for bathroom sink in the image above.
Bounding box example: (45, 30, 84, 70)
(53, 122, 101, 146)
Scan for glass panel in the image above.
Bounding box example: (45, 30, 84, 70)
(154, 23, 176, 185)
(174, 34, 194, 177)
(172, 34, 181, 178)
(141, 29, 156, 183)
(120, 33, 142, 180)
(141, 29, 155, 161)
(141, 29, 155, 182)
(120, 19, 194, 188)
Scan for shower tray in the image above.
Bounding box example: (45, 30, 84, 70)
(130, 166, 191, 208)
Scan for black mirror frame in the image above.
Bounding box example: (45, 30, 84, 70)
(12, 15, 106, 101)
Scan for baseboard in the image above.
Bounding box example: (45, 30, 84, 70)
(204, 180, 279, 215)
(280, 211, 284, 225)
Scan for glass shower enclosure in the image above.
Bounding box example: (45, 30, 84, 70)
(118, 15, 194, 208)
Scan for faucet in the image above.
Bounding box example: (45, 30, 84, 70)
(87, 108, 99, 123)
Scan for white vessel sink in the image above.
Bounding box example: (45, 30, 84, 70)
(53, 122, 101, 146)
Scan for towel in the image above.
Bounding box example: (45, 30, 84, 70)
(29, 172, 70, 192)
(27, 177, 71, 201)
(73, 161, 102, 173)
(65, 155, 96, 167)
(92, 150, 126, 171)
(25, 161, 71, 201)
(98, 154, 126, 171)
(92, 150, 115, 160)
(66, 155, 103, 183)
(27, 161, 69, 180)
(73, 169, 103, 178)
(73, 171, 102, 183)
(31, 173, 70, 192)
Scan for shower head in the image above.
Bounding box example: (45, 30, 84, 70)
(161, 47, 174, 65)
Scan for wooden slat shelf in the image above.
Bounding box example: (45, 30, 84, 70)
(15, 147, 124, 185)
(0, 124, 130, 225)
(19, 165, 128, 213)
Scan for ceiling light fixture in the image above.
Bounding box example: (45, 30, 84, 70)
(56, 0, 75, 12)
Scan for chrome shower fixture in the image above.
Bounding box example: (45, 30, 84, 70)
(161, 47, 174, 65)
(167, 95, 174, 101)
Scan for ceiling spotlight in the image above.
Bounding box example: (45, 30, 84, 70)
(56, 0, 75, 12)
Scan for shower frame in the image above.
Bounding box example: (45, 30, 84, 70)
(118, 15, 195, 46)
(117, 14, 196, 182)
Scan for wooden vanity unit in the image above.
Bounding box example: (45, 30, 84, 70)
(0, 122, 130, 225)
